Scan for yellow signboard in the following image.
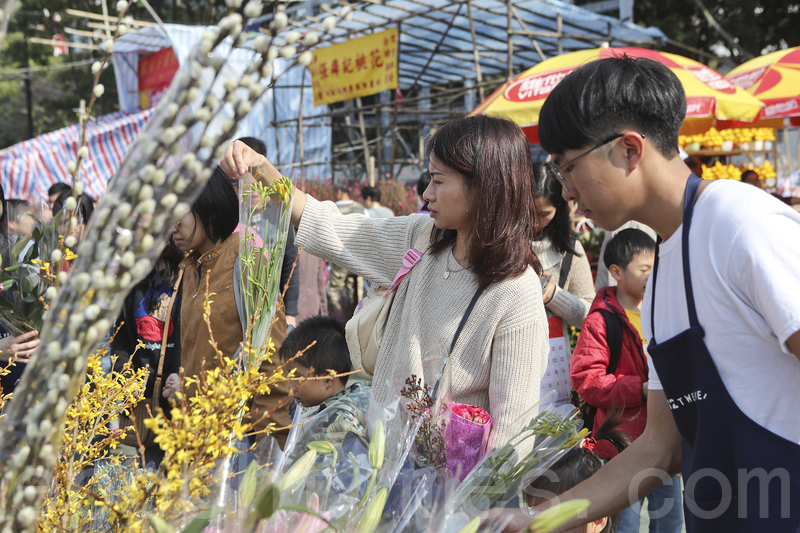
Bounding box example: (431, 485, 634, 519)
(309, 28, 399, 106)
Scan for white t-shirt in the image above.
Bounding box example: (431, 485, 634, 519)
(643, 180, 800, 444)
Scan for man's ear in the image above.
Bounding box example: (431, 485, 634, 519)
(609, 264, 623, 282)
(621, 131, 645, 171)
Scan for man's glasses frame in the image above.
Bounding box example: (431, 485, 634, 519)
(545, 133, 641, 192)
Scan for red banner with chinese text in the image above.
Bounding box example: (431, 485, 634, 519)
(308, 28, 399, 106)
(138, 47, 179, 109)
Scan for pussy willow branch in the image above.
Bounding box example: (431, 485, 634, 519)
(0, 2, 333, 529)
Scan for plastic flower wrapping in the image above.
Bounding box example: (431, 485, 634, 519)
(238, 172, 294, 366)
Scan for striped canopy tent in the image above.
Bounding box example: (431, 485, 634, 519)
(1, 23, 331, 202)
(111, 24, 331, 180)
(0, 110, 151, 201)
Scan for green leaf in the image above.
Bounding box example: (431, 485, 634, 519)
(147, 514, 176, 533)
(238, 459, 258, 509)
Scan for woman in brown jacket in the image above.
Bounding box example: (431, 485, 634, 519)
(165, 167, 293, 447)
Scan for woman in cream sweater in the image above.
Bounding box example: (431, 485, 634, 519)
(221, 116, 549, 452)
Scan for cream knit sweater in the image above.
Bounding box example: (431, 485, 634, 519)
(295, 196, 549, 451)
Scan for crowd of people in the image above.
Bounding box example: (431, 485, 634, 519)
(1, 54, 799, 533)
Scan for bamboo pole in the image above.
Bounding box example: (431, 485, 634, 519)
(507, 0, 513, 80)
(356, 97, 370, 180)
(29, 38, 100, 51)
(557, 13, 563, 56)
(64, 8, 156, 27)
(297, 69, 306, 180)
(466, 0, 484, 101)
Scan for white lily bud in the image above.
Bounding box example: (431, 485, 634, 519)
(116, 0, 127, 11)
(297, 50, 313, 67)
(304, 31, 319, 47)
(78, 146, 89, 159)
(323, 16, 336, 32)
(91, 61, 102, 74)
(285, 30, 301, 44)
(280, 45, 297, 59)
(243, 0, 262, 18)
(273, 11, 288, 31)
(93, 84, 105, 98)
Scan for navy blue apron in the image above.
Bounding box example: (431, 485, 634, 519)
(648, 173, 800, 532)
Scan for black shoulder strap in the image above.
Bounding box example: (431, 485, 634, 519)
(557, 239, 576, 290)
(598, 308, 623, 375)
(450, 287, 483, 353)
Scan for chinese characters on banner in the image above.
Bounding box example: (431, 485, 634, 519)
(540, 316, 572, 407)
(308, 27, 399, 106)
(138, 47, 179, 109)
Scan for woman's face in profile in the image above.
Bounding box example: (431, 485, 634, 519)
(423, 155, 472, 234)
(536, 196, 557, 229)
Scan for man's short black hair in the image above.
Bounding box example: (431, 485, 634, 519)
(48, 182, 72, 198)
(361, 185, 381, 203)
(278, 315, 351, 384)
(333, 183, 351, 195)
(741, 169, 758, 182)
(539, 56, 685, 159)
(237, 137, 267, 157)
(603, 228, 656, 271)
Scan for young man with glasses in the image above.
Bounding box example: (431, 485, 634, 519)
(492, 56, 800, 532)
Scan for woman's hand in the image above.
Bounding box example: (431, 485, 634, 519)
(220, 140, 281, 183)
(162, 373, 180, 399)
(219, 140, 308, 227)
(0, 330, 41, 363)
(542, 269, 557, 304)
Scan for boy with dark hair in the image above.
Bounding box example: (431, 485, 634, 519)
(360, 186, 394, 218)
(279, 315, 368, 445)
(494, 55, 800, 532)
(572, 229, 682, 532)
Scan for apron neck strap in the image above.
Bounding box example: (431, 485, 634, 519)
(650, 173, 703, 339)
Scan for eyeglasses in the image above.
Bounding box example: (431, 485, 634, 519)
(545, 133, 638, 192)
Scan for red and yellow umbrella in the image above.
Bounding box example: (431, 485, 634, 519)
(725, 46, 800, 127)
(472, 47, 764, 144)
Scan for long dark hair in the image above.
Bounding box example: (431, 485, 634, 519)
(426, 115, 542, 289)
(190, 166, 239, 245)
(144, 239, 185, 313)
(533, 162, 579, 256)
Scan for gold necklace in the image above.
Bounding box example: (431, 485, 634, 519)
(444, 250, 468, 279)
